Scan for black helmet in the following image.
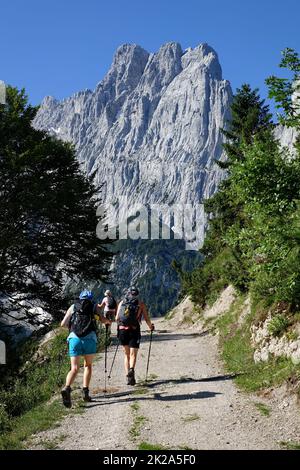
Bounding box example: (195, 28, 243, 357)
(129, 286, 139, 296)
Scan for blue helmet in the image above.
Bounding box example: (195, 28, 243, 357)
(79, 289, 93, 300)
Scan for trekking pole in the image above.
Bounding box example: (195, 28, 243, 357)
(145, 329, 153, 383)
(108, 338, 120, 380)
(104, 324, 108, 393)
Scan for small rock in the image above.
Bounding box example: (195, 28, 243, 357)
(278, 401, 289, 409)
(291, 350, 300, 365)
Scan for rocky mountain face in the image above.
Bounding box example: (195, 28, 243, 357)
(33, 42, 232, 314)
(0, 295, 52, 348)
(3, 43, 298, 344)
(34, 42, 232, 224)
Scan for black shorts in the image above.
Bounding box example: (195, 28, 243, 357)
(104, 311, 115, 321)
(118, 327, 141, 349)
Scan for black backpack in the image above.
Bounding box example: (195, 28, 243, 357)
(118, 296, 140, 327)
(107, 296, 117, 310)
(69, 299, 96, 338)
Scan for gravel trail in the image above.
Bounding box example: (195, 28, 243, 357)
(29, 319, 300, 450)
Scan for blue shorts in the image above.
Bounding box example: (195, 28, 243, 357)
(68, 336, 97, 357)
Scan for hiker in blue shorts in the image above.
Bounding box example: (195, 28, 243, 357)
(60, 289, 111, 407)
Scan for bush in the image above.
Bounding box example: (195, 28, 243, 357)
(0, 330, 70, 419)
(0, 404, 11, 434)
(268, 315, 289, 337)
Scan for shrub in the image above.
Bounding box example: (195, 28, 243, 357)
(0, 404, 11, 434)
(268, 315, 289, 337)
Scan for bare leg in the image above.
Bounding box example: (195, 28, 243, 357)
(83, 355, 94, 388)
(123, 346, 130, 374)
(130, 348, 139, 369)
(65, 356, 80, 387)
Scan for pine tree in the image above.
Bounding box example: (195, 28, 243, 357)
(192, 85, 274, 296)
(219, 84, 273, 169)
(204, 85, 273, 254)
(0, 87, 113, 316)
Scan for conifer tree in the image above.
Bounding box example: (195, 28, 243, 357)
(219, 84, 273, 169)
(0, 86, 113, 316)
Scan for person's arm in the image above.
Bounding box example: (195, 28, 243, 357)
(61, 306, 73, 328)
(98, 298, 106, 310)
(95, 304, 111, 325)
(140, 303, 154, 331)
(115, 300, 123, 322)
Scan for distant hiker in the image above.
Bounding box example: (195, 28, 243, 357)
(98, 289, 118, 322)
(116, 286, 154, 386)
(60, 289, 111, 407)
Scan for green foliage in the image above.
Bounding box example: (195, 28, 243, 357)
(129, 401, 149, 441)
(0, 331, 69, 419)
(227, 139, 300, 307)
(0, 400, 69, 450)
(221, 84, 273, 168)
(138, 442, 169, 450)
(0, 404, 11, 434)
(0, 86, 113, 317)
(280, 441, 300, 450)
(254, 403, 271, 417)
(266, 48, 300, 128)
(286, 330, 298, 341)
(217, 298, 300, 392)
(185, 49, 300, 317)
(268, 315, 290, 337)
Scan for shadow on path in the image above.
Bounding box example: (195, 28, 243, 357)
(87, 390, 221, 408)
(143, 373, 240, 389)
(109, 330, 210, 347)
(141, 330, 211, 344)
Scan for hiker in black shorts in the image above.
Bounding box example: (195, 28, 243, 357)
(116, 286, 154, 385)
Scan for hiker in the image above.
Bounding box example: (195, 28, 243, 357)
(116, 286, 154, 386)
(60, 289, 111, 407)
(98, 289, 118, 322)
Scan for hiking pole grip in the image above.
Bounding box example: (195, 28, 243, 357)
(145, 329, 153, 383)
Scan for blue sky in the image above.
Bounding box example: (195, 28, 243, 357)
(0, 0, 299, 110)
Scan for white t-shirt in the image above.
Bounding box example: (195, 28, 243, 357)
(102, 296, 115, 312)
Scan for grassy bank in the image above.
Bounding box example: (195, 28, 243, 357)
(215, 296, 300, 393)
(0, 325, 108, 450)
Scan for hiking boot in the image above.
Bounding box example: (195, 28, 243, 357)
(82, 387, 92, 402)
(127, 368, 136, 386)
(61, 386, 72, 408)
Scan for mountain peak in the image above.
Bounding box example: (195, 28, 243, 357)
(181, 43, 222, 79)
(112, 43, 149, 68)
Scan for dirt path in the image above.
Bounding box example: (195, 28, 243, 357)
(30, 319, 300, 450)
